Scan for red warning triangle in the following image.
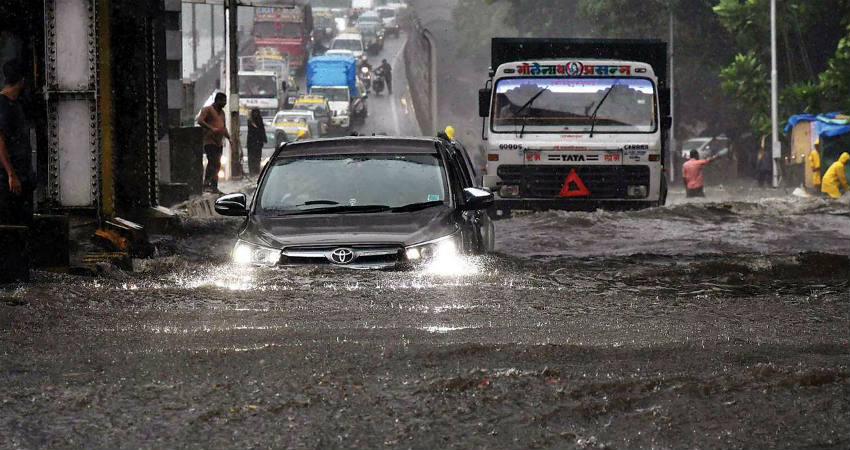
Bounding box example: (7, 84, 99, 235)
(558, 169, 591, 197)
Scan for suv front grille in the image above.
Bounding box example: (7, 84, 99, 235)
(496, 165, 650, 199)
(281, 245, 403, 267)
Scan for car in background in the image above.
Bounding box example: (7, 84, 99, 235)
(312, 9, 338, 45)
(292, 95, 331, 136)
(376, 6, 400, 37)
(330, 33, 365, 60)
(271, 111, 314, 148)
(680, 135, 729, 161)
(215, 137, 495, 269)
(355, 11, 384, 54)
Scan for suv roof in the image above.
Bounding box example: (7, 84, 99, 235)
(276, 137, 442, 158)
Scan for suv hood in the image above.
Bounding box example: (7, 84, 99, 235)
(243, 206, 457, 248)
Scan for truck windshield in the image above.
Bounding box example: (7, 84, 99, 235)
(310, 87, 349, 102)
(492, 77, 656, 134)
(239, 76, 278, 98)
(254, 22, 303, 39)
(258, 154, 448, 214)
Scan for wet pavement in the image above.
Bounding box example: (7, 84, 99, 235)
(2, 192, 849, 449)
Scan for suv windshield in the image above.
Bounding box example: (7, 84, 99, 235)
(492, 77, 656, 133)
(258, 153, 448, 213)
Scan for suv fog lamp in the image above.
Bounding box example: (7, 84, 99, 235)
(499, 185, 520, 198)
(627, 185, 648, 198)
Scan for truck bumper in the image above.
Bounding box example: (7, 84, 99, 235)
(493, 198, 657, 212)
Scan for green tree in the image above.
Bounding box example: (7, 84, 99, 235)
(715, 0, 850, 137)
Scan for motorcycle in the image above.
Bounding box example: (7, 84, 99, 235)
(372, 67, 386, 96)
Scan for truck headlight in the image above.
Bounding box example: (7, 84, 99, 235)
(233, 240, 280, 266)
(627, 185, 648, 198)
(405, 233, 460, 262)
(499, 185, 520, 198)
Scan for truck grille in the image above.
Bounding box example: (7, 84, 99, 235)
(496, 165, 650, 199)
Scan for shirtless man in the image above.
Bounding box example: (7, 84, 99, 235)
(197, 93, 231, 194)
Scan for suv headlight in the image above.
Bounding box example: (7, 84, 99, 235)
(405, 232, 461, 262)
(233, 240, 280, 266)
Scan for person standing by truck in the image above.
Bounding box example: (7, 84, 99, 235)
(682, 149, 719, 198)
(197, 92, 231, 194)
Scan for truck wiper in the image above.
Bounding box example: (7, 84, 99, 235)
(391, 200, 444, 213)
(514, 86, 549, 138)
(588, 81, 619, 138)
(288, 204, 391, 215)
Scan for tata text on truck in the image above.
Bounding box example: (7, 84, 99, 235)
(253, 3, 313, 71)
(479, 38, 671, 214)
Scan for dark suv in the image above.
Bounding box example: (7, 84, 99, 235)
(215, 137, 495, 269)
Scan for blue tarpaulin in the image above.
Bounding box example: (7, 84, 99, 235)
(784, 111, 850, 138)
(306, 55, 357, 96)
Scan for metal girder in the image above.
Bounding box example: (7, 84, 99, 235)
(44, 0, 100, 209)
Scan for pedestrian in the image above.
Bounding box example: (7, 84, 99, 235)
(682, 149, 719, 198)
(247, 108, 266, 176)
(756, 147, 772, 187)
(0, 59, 34, 226)
(378, 58, 392, 94)
(197, 92, 231, 194)
(808, 139, 822, 192)
(821, 152, 849, 199)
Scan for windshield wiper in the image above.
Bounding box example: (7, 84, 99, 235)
(288, 204, 391, 215)
(391, 200, 444, 213)
(297, 200, 339, 207)
(513, 86, 549, 138)
(588, 82, 619, 138)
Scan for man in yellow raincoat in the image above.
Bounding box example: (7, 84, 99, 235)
(808, 140, 822, 191)
(821, 152, 849, 198)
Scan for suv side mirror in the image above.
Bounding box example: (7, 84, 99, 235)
(461, 187, 494, 211)
(215, 193, 248, 216)
(478, 88, 491, 117)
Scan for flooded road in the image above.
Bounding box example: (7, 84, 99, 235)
(2, 193, 848, 449)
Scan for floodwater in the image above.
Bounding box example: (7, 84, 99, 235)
(2, 190, 848, 449)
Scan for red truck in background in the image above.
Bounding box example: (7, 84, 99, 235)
(253, 3, 313, 71)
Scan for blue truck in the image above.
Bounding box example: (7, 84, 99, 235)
(306, 54, 367, 131)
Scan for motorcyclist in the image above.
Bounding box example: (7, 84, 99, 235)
(359, 59, 373, 92)
(377, 59, 393, 95)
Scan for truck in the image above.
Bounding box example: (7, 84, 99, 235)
(237, 70, 280, 127)
(253, 3, 313, 71)
(478, 38, 671, 214)
(306, 54, 365, 131)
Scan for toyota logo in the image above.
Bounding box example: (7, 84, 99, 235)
(328, 248, 356, 264)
